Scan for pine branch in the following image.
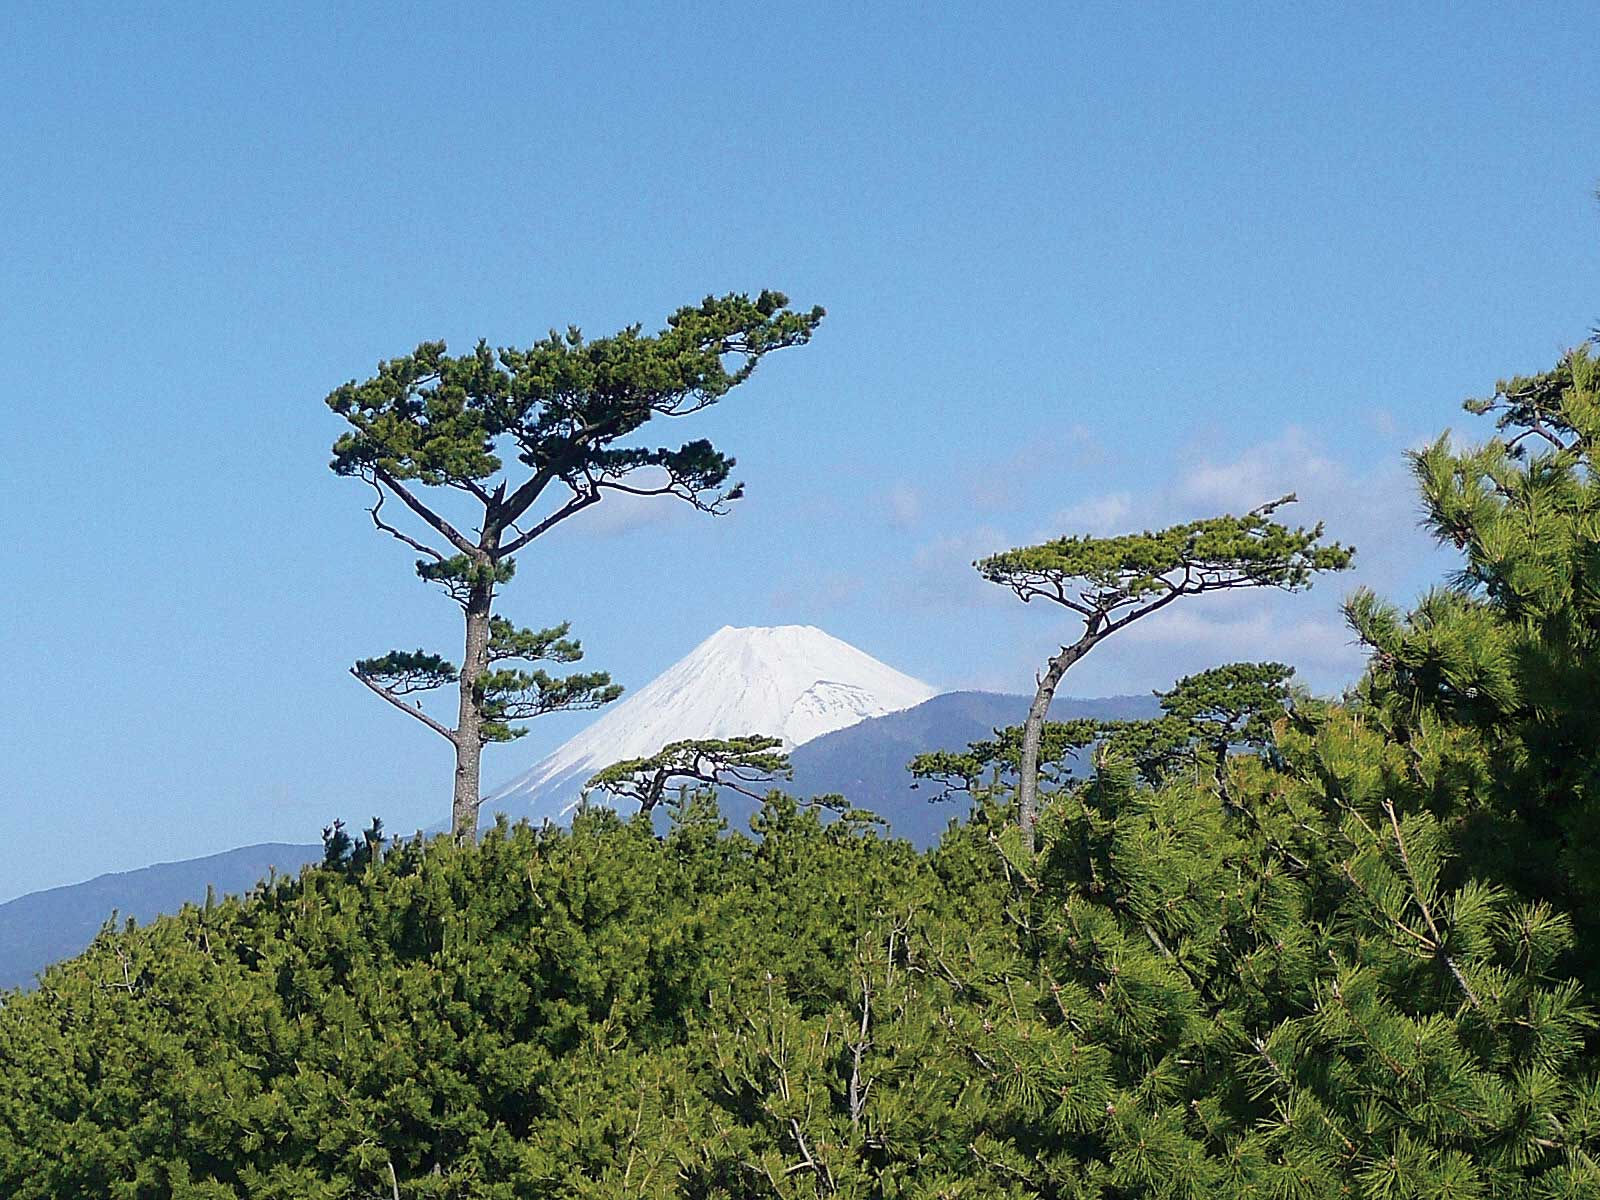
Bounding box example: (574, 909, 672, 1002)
(371, 464, 477, 556)
(1382, 799, 1483, 1011)
(364, 478, 448, 562)
(349, 668, 457, 743)
(497, 483, 601, 555)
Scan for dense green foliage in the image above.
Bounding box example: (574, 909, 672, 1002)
(977, 499, 1354, 617)
(326, 292, 824, 505)
(4, 342, 1600, 1196)
(5, 718, 1597, 1196)
(1347, 344, 1600, 988)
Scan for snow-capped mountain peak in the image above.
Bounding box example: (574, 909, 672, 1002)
(482, 624, 936, 817)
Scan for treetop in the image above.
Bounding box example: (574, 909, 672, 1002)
(586, 735, 792, 812)
(326, 291, 823, 505)
(1160, 660, 1295, 741)
(1461, 342, 1599, 454)
(976, 496, 1353, 623)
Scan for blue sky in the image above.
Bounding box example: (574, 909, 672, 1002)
(2, 3, 1594, 900)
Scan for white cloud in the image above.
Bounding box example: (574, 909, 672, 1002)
(895, 526, 1016, 611)
(882, 483, 924, 529)
(916, 424, 1450, 696)
(1113, 594, 1365, 679)
(556, 467, 700, 538)
(1045, 491, 1133, 537)
(1175, 427, 1342, 515)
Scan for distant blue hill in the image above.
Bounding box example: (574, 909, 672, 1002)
(0, 690, 1157, 990)
(0, 843, 320, 991)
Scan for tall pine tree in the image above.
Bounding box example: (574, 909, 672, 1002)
(326, 293, 823, 839)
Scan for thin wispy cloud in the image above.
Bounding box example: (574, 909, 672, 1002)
(1042, 491, 1133, 538)
(882, 483, 925, 529)
(904, 424, 1446, 695)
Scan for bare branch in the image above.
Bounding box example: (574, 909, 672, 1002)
(445, 475, 496, 506)
(1102, 582, 1185, 635)
(497, 484, 601, 556)
(1505, 423, 1568, 452)
(593, 473, 699, 500)
(849, 973, 871, 1131)
(349, 668, 457, 743)
(372, 464, 478, 556)
(365, 476, 448, 563)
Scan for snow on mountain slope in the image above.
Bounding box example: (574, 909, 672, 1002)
(482, 625, 936, 818)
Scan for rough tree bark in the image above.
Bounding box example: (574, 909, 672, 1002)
(1016, 638, 1093, 857)
(452, 575, 494, 842)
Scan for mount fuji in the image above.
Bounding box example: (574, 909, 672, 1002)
(0, 624, 1158, 988)
(482, 624, 938, 825)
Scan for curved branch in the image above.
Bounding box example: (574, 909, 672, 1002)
(498, 485, 601, 556)
(1102, 581, 1185, 635)
(446, 475, 496, 506)
(372, 464, 477, 556)
(365, 478, 448, 563)
(349, 668, 457, 743)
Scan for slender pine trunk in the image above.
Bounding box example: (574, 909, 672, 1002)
(452, 578, 493, 842)
(1016, 637, 1093, 856)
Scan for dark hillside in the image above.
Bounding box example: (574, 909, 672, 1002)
(783, 691, 1159, 844)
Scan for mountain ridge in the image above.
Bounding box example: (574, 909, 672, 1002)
(1, 629, 1158, 989)
(482, 623, 937, 822)
(0, 689, 1160, 990)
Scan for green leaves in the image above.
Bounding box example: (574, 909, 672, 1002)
(327, 292, 823, 536)
(351, 620, 621, 750)
(486, 616, 582, 664)
(910, 718, 1104, 798)
(977, 496, 1353, 625)
(1159, 661, 1295, 745)
(476, 667, 622, 744)
(23, 317, 1600, 1194)
(586, 736, 792, 812)
(977, 494, 1349, 856)
(351, 650, 456, 694)
(327, 339, 503, 485)
(414, 554, 516, 607)
(328, 292, 821, 836)
(1350, 342, 1600, 983)
(6, 691, 1600, 1197)
(476, 619, 621, 745)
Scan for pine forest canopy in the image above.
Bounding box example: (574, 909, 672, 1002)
(6, 308, 1600, 1196)
(326, 292, 824, 841)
